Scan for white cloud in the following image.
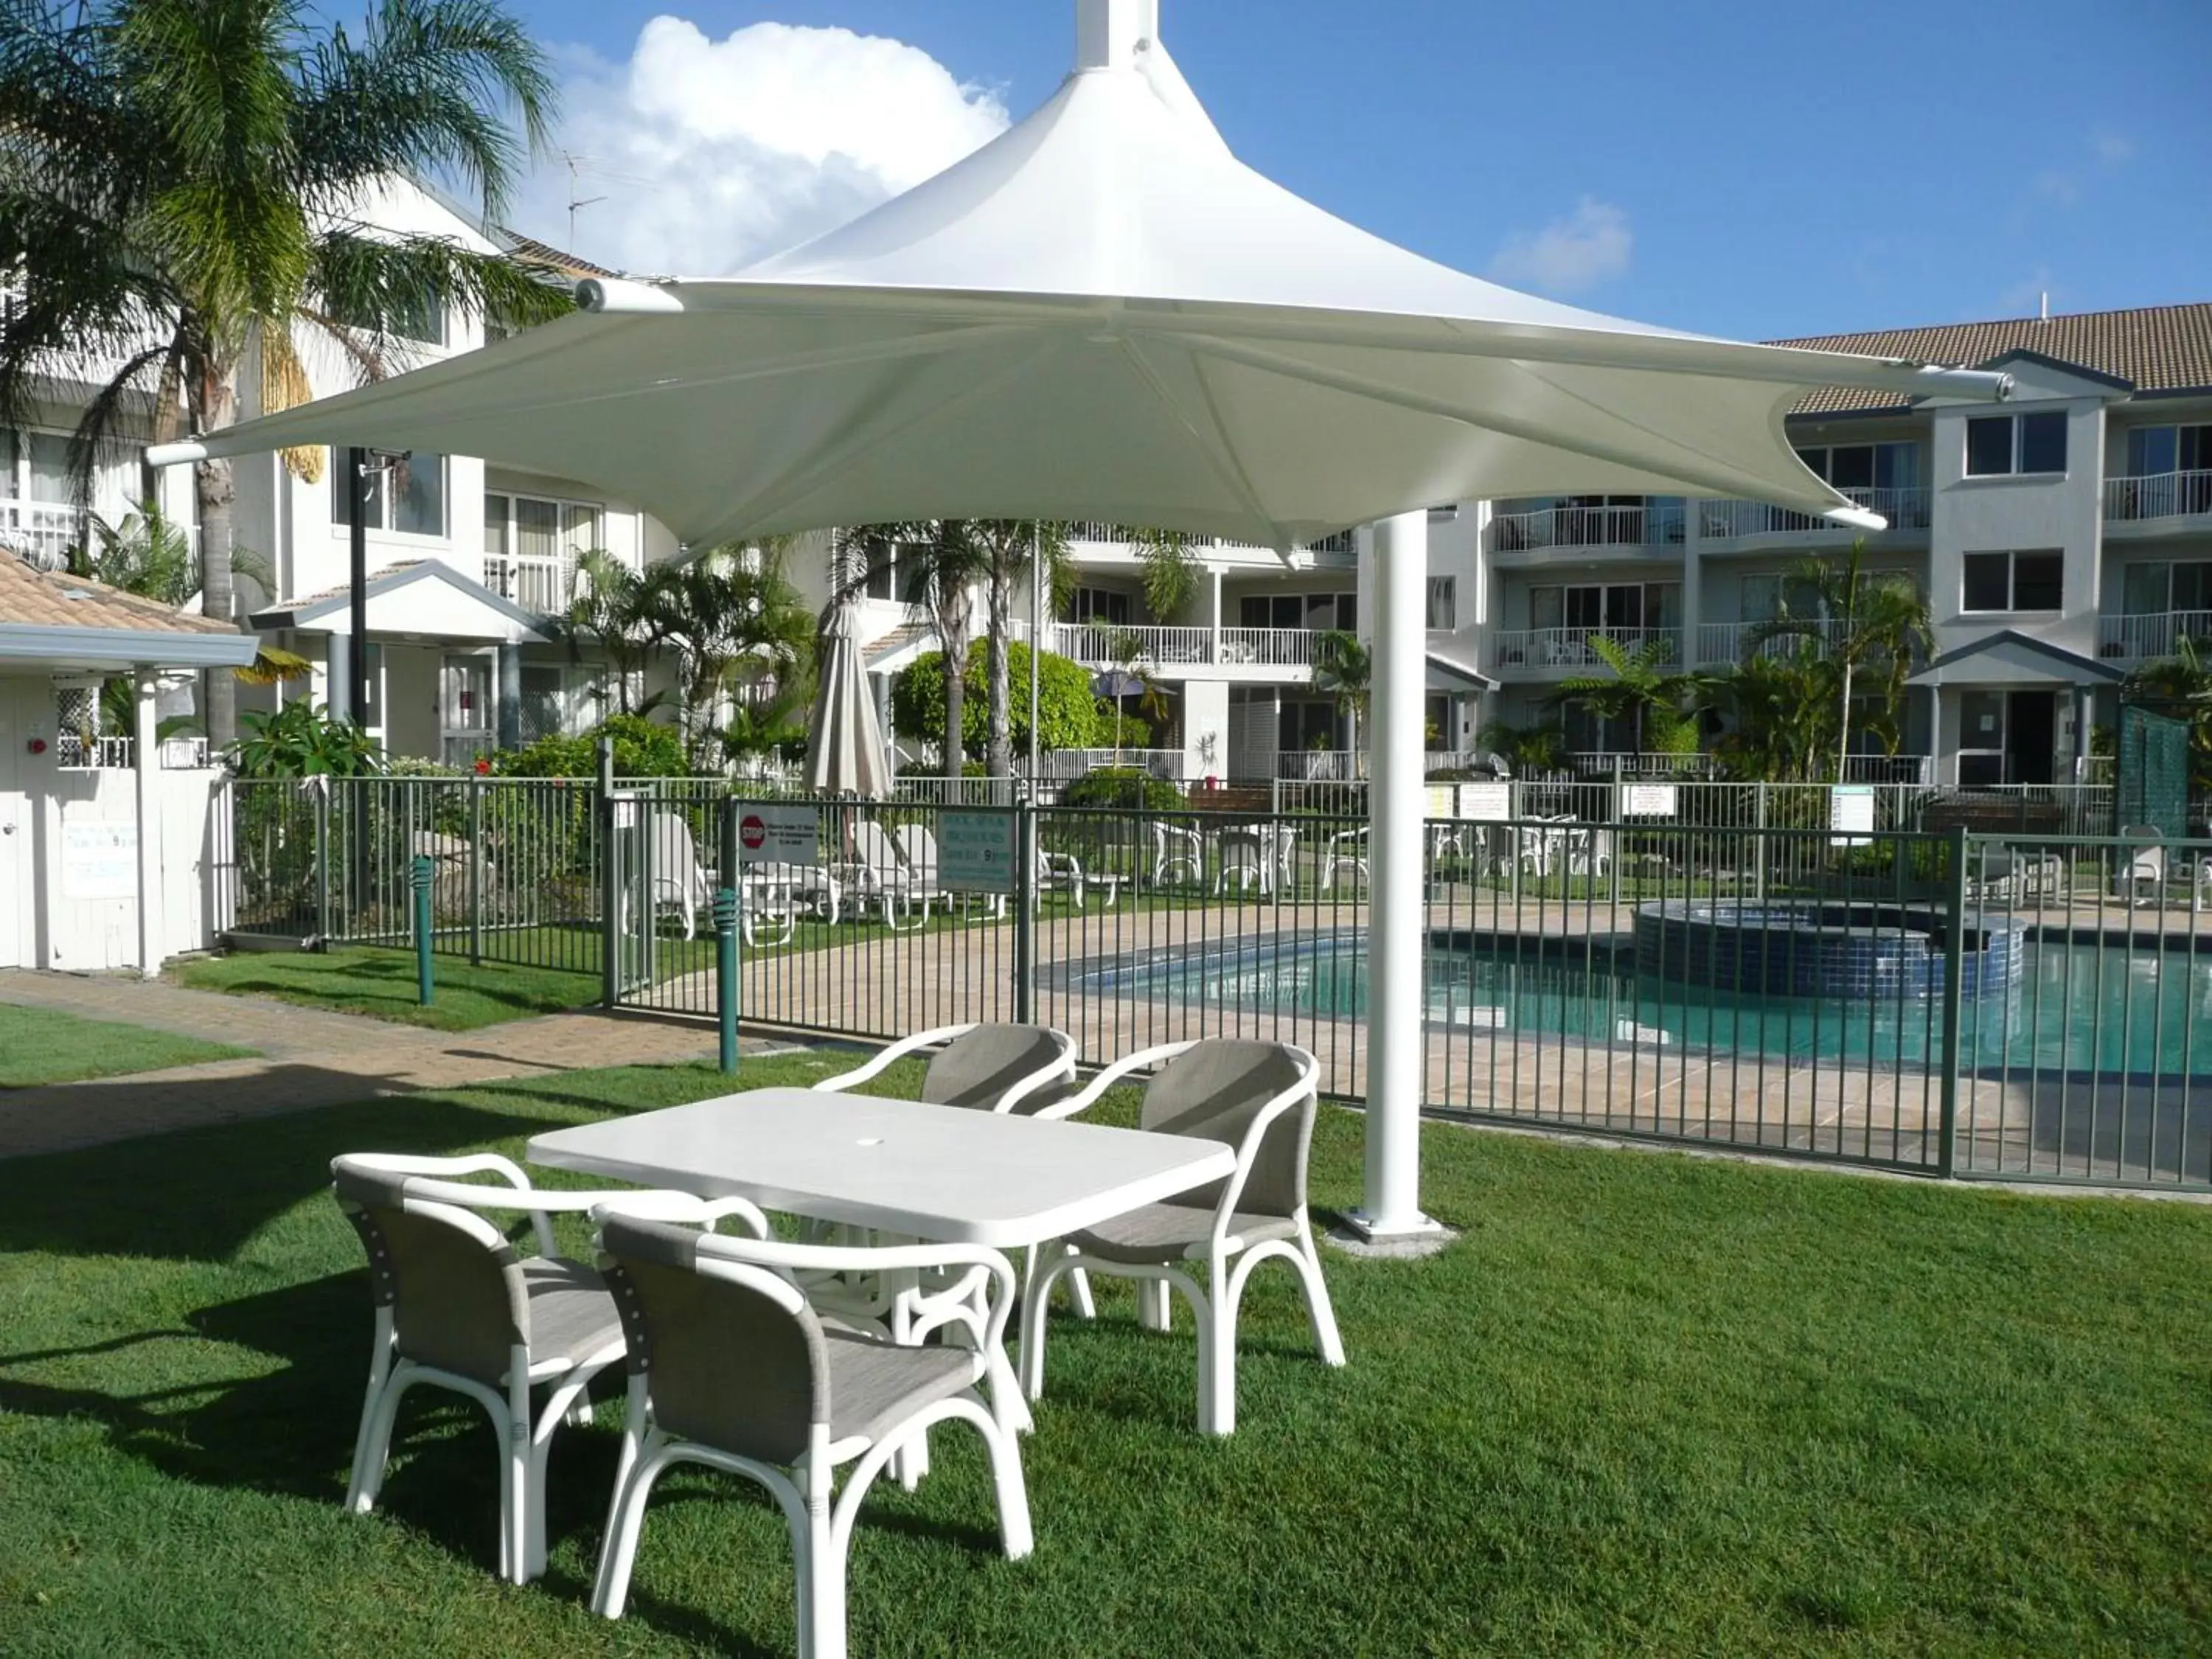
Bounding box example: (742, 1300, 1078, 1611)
(514, 18, 1010, 276)
(2090, 131, 2134, 164)
(1487, 198, 1632, 295)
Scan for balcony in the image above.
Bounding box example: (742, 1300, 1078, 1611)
(483, 553, 568, 615)
(2098, 610, 2212, 664)
(1484, 626, 1682, 677)
(1032, 622, 1338, 675)
(0, 499, 85, 568)
(1062, 523, 1359, 557)
(1486, 501, 1684, 554)
(2104, 470, 2212, 530)
(1694, 619, 1848, 665)
(1697, 487, 1930, 541)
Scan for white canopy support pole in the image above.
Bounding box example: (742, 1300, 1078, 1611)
(133, 669, 164, 981)
(1351, 510, 1439, 1240)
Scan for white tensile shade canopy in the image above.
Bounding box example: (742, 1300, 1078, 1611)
(807, 602, 893, 798)
(157, 0, 2008, 1237)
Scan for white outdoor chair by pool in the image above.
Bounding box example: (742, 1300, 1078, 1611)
(587, 1214, 1033, 1659)
(813, 1021, 1079, 1114)
(844, 819, 933, 931)
(1318, 826, 1368, 894)
(1151, 818, 1204, 887)
(330, 1152, 719, 1585)
(1018, 1039, 1345, 1436)
(646, 810, 711, 940)
(2119, 827, 2166, 905)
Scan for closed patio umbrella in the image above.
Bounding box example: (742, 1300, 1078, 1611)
(153, 0, 2010, 1239)
(807, 603, 893, 798)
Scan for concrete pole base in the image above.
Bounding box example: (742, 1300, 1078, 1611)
(1329, 1212, 1456, 1259)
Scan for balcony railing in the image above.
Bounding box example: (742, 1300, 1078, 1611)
(1694, 619, 1848, 664)
(2104, 470, 2212, 524)
(2098, 610, 2212, 663)
(484, 553, 568, 615)
(1485, 627, 1682, 672)
(1031, 622, 1336, 672)
(1062, 523, 1357, 557)
(0, 499, 85, 568)
(1697, 486, 1930, 540)
(1486, 501, 1684, 554)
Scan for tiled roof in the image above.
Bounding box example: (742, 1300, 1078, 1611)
(1772, 301, 2212, 415)
(865, 620, 935, 668)
(0, 552, 240, 634)
(265, 560, 425, 612)
(492, 226, 618, 280)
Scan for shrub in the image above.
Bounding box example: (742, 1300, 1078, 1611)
(1065, 768, 1187, 812)
(893, 642, 1107, 754)
(493, 713, 689, 779)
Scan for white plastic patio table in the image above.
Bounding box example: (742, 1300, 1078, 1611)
(526, 1087, 1236, 1248)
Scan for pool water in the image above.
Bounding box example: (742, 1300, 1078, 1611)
(1096, 936, 2212, 1076)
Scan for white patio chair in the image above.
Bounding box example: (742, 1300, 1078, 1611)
(738, 860, 805, 947)
(814, 1020, 1079, 1115)
(587, 1216, 1033, 1658)
(2119, 827, 2166, 905)
(1019, 1039, 1345, 1436)
(1565, 826, 1612, 880)
(644, 810, 712, 940)
(1319, 827, 1368, 894)
(844, 819, 932, 931)
(330, 1152, 748, 1585)
(1037, 838, 1119, 911)
(1151, 819, 1204, 887)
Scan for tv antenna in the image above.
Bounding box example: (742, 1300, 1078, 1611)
(563, 151, 608, 248)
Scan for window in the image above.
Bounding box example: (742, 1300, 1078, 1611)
(1237, 591, 1355, 630)
(1528, 581, 1679, 632)
(1425, 576, 1456, 630)
(334, 451, 448, 537)
(1961, 550, 2063, 613)
(1739, 572, 1822, 622)
(1065, 586, 1133, 626)
(1965, 411, 2067, 476)
(1958, 690, 2006, 787)
(1795, 441, 1923, 492)
(2126, 423, 2212, 476)
(2121, 562, 2212, 616)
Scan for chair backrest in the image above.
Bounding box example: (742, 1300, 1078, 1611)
(598, 1215, 827, 1463)
(650, 812, 706, 898)
(1140, 1040, 1318, 1220)
(896, 824, 939, 873)
(855, 818, 905, 872)
(925, 1024, 1076, 1110)
(332, 1161, 531, 1386)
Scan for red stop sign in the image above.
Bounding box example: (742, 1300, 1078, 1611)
(740, 814, 767, 851)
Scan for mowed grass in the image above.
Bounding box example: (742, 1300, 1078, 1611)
(172, 947, 603, 1032)
(2, 1052, 2210, 1655)
(0, 1002, 254, 1088)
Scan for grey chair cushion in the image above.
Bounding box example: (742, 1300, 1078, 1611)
(518, 1257, 625, 1372)
(1065, 1204, 1301, 1265)
(822, 1332, 979, 1445)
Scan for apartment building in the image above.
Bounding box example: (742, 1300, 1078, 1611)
(2, 179, 674, 767)
(1419, 301, 2212, 785)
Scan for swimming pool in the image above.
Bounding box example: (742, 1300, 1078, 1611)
(1083, 933, 2212, 1076)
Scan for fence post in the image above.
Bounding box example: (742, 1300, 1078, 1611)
(1935, 824, 1966, 1179)
(468, 775, 484, 966)
(1015, 803, 1037, 1024)
(313, 782, 331, 945)
(411, 855, 435, 1008)
(714, 886, 739, 1074)
(1753, 782, 1769, 902)
(598, 738, 619, 1009)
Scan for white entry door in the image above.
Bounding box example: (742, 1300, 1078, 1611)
(0, 683, 26, 968)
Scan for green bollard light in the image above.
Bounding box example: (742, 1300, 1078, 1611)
(714, 886, 739, 1074)
(411, 855, 435, 1008)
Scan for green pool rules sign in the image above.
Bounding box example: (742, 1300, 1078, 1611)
(940, 810, 1018, 894)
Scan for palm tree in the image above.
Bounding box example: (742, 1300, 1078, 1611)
(633, 544, 811, 771)
(0, 0, 566, 745)
(1130, 526, 1203, 622)
(1550, 635, 1703, 756)
(1752, 540, 1932, 775)
(1698, 646, 1834, 782)
(969, 518, 1071, 779)
(830, 521, 990, 776)
(1312, 628, 1371, 753)
(560, 549, 655, 717)
(2124, 636, 2212, 795)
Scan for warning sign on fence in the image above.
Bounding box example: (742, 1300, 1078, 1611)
(940, 810, 1018, 894)
(737, 804, 820, 865)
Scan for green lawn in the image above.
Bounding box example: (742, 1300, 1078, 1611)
(171, 947, 604, 1032)
(0, 1002, 254, 1088)
(3, 1055, 2209, 1655)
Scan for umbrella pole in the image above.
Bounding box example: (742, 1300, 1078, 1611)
(1029, 524, 1041, 790)
(1351, 509, 1440, 1240)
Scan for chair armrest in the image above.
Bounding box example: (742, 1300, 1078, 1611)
(704, 1237, 1020, 1349)
(334, 1153, 550, 1252)
(813, 1022, 979, 1092)
(587, 1192, 771, 1237)
(1037, 1039, 1198, 1120)
(994, 1039, 1078, 1115)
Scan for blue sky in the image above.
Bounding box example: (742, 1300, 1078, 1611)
(506, 0, 2211, 341)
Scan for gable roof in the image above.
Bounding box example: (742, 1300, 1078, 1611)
(1907, 629, 2124, 689)
(1773, 301, 2212, 416)
(252, 558, 549, 643)
(0, 552, 261, 669)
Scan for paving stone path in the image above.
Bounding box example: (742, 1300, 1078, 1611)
(0, 970, 798, 1161)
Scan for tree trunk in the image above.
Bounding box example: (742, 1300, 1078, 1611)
(939, 587, 973, 779)
(195, 359, 241, 748)
(985, 543, 1014, 777)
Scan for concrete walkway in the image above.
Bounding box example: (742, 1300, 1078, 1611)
(0, 970, 787, 1161)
